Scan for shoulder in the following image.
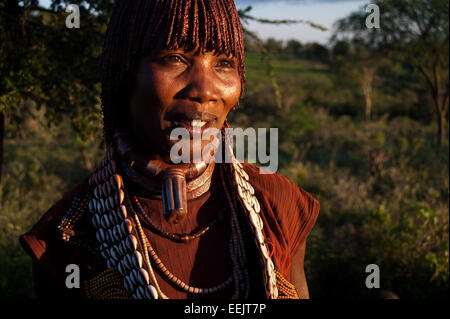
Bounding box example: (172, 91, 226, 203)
(241, 163, 320, 257)
(242, 163, 320, 218)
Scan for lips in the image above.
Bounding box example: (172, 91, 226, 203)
(167, 110, 218, 122)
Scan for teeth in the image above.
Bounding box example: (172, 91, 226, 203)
(190, 120, 207, 127)
(177, 119, 208, 128)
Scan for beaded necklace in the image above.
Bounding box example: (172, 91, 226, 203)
(132, 195, 225, 243)
(126, 167, 248, 297)
(220, 164, 250, 298)
(87, 144, 278, 299)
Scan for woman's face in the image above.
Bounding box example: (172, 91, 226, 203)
(129, 47, 241, 162)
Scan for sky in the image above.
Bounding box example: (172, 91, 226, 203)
(235, 0, 367, 44)
(39, 0, 367, 44)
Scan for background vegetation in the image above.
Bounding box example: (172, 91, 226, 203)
(0, 0, 448, 299)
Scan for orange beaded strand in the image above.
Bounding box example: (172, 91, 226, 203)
(275, 269, 299, 299)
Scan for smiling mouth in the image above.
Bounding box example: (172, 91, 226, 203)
(166, 111, 218, 133)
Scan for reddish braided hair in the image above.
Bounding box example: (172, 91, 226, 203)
(101, 0, 246, 144)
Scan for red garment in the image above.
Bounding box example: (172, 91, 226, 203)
(20, 163, 319, 299)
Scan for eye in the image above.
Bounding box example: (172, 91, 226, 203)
(216, 59, 235, 69)
(160, 54, 186, 65)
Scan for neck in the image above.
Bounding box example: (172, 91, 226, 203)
(114, 131, 208, 179)
(112, 131, 215, 224)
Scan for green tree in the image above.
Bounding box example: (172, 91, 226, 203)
(0, 0, 113, 181)
(0, 0, 45, 181)
(264, 37, 283, 55)
(301, 43, 329, 62)
(330, 38, 389, 121)
(285, 39, 303, 58)
(332, 40, 350, 57)
(334, 0, 449, 149)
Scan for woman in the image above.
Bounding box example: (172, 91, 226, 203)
(20, 0, 319, 299)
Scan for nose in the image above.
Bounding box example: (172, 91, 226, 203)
(181, 64, 219, 104)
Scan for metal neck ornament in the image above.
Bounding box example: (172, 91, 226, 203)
(113, 131, 209, 224)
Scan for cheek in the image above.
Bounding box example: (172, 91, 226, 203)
(221, 74, 242, 113)
(147, 68, 171, 98)
(132, 69, 173, 120)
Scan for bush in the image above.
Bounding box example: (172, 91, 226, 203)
(279, 109, 449, 299)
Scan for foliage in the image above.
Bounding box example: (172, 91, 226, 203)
(333, 0, 449, 147)
(239, 6, 328, 108)
(0, 0, 112, 178)
(234, 52, 449, 299)
(0, 105, 99, 298)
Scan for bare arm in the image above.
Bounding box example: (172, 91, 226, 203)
(289, 240, 310, 299)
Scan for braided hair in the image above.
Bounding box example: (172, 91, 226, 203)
(101, 0, 246, 144)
